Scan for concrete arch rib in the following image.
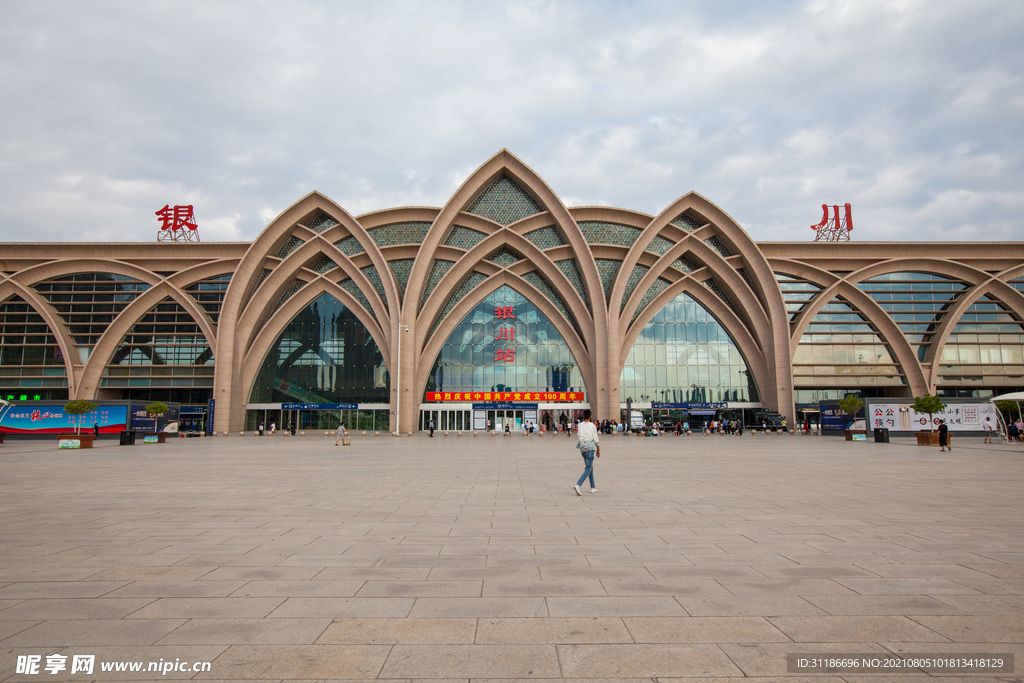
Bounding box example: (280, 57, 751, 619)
(76, 283, 219, 401)
(413, 271, 596, 409)
(416, 229, 592, 353)
(238, 279, 393, 408)
(621, 239, 768, 348)
(234, 236, 389, 357)
(923, 279, 1024, 389)
(786, 259, 995, 349)
(0, 278, 79, 396)
(617, 278, 769, 405)
(407, 150, 605, 330)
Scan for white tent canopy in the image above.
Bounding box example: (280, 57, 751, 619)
(990, 392, 1024, 402)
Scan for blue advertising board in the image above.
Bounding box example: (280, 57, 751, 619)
(0, 404, 128, 435)
(650, 402, 728, 410)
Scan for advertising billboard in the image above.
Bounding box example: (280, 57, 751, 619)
(0, 405, 128, 435)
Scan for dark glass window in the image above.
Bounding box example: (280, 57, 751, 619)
(249, 293, 388, 404)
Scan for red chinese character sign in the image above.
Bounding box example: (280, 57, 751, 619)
(156, 204, 201, 242)
(810, 203, 852, 242)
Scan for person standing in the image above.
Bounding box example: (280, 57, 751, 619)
(938, 419, 950, 451)
(982, 417, 994, 443)
(334, 423, 346, 446)
(258, 422, 264, 436)
(93, 422, 99, 438)
(428, 419, 435, 437)
(572, 410, 601, 495)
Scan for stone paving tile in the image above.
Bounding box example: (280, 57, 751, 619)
(157, 618, 332, 645)
(105, 580, 247, 598)
(269, 597, 414, 618)
(356, 580, 483, 597)
(228, 580, 365, 597)
(127, 597, 285, 619)
(475, 617, 632, 644)
(931, 593, 1024, 614)
(622, 616, 790, 643)
(767, 615, 951, 643)
(2, 618, 187, 646)
(379, 644, 560, 678)
(803, 594, 970, 616)
(198, 644, 391, 679)
(0, 597, 155, 620)
(676, 595, 828, 617)
(557, 643, 743, 678)
(909, 615, 1024, 642)
(481, 578, 605, 597)
(547, 597, 687, 617)
(317, 617, 477, 644)
(833, 577, 982, 594)
(409, 597, 548, 618)
(0, 580, 128, 598)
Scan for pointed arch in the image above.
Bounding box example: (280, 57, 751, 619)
(233, 235, 389, 356)
(238, 278, 393, 405)
(414, 271, 595, 406)
(617, 277, 769, 403)
(405, 150, 605, 335)
(415, 227, 593, 353)
(77, 284, 218, 399)
(0, 276, 78, 395)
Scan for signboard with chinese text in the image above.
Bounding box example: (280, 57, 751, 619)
(0, 405, 128, 435)
(868, 402, 997, 432)
(58, 438, 81, 449)
(428, 391, 583, 402)
(650, 402, 727, 410)
(282, 403, 359, 410)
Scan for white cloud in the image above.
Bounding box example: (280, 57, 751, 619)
(0, 0, 1021, 244)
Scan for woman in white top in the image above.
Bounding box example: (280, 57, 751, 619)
(572, 410, 601, 495)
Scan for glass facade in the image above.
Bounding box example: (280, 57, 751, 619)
(793, 297, 904, 388)
(424, 285, 585, 397)
(857, 272, 967, 361)
(34, 273, 150, 346)
(102, 299, 214, 390)
(938, 295, 1024, 389)
(620, 292, 757, 403)
(1, 295, 68, 401)
(776, 274, 823, 321)
(185, 274, 232, 324)
(249, 292, 389, 404)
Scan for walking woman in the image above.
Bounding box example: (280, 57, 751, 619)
(938, 419, 951, 451)
(572, 410, 600, 495)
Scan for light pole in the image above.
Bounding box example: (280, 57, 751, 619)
(395, 325, 410, 436)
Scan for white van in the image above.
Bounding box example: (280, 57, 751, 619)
(630, 410, 645, 433)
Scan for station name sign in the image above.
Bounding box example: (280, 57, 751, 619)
(426, 392, 583, 402)
(650, 402, 728, 410)
(282, 403, 358, 410)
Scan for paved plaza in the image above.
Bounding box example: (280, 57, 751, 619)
(1, 431, 1022, 681)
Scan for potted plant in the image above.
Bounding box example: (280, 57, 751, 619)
(61, 399, 100, 449)
(912, 394, 946, 446)
(142, 402, 169, 443)
(839, 395, 866, 441)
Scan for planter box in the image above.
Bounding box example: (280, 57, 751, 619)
(843, 430, 868, 441)
(58, 434, 95, 449)
(916, 432, 950, 447)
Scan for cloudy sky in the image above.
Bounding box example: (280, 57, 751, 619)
(1, 0, 1021, 244)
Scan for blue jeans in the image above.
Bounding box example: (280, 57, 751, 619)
(576, 450, 596, 488)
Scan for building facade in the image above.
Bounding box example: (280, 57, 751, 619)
(2, 150, 1023, 434)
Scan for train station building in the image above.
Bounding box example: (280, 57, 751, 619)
(2, 150, 1023, 434)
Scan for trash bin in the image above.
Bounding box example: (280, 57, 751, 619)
(119, 430, 136, 445)
(873, 427, 890, 443)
